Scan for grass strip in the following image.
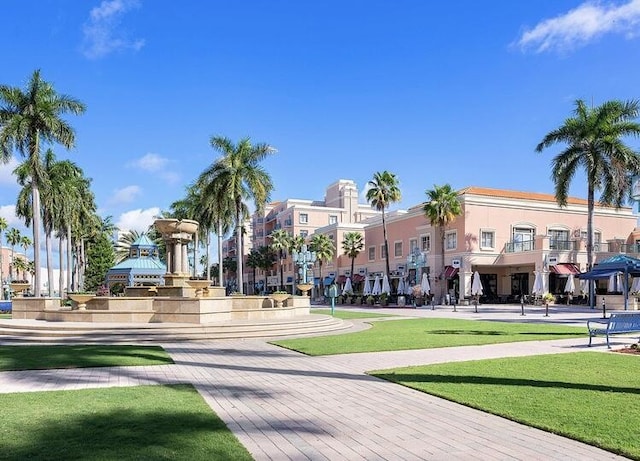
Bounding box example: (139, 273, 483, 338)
(310, 308, 395, 319)
(0, 313, 11, 319)
(271, 318, 585, 355)
(0, 345, 174, 371)
(371, 352, 640, 460)
(0, 384, 253, 461)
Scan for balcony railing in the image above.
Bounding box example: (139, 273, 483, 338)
(617, 243, 640, 254)
(549, 240, 576, 251)
(505, 240, 535, 253)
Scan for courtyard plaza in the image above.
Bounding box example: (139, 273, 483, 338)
(0, 304, 634, 460)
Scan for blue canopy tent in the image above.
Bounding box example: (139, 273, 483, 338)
(577, 254, 640, 310)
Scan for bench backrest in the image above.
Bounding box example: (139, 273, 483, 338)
(608, 313, 640, 331)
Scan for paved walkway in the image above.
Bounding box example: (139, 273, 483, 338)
(0, 305, 635, 460)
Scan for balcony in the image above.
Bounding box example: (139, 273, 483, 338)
(549, 240, 576, 251)
(284, 219, 292, 227)
(505, 240, 535, 253)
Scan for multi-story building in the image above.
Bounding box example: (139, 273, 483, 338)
(317, 186, 639, 303)
(224, 179, 379, 292)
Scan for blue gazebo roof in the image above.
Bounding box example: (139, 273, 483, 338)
(106, 233, 166, 287)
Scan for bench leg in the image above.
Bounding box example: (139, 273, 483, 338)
(606, 333, 611, 349)
(588, 334, 593, 347)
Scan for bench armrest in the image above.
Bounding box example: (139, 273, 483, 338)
(587, 319, 609, 329)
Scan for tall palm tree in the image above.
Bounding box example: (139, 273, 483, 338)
(0, 216, 7, 291)
(423, 184, 462, 300)
(0, 69, 86, 296)
(269, 229, 291, 291)
(536, 99, 640, 306)
(198, 136, 275, 293)
(310, 233, 335, 296)
(257, 245, 277, 293)
(366, 171, 401, 287)
(6, 227, 21, 281)
(246, 247, 262, 294)
(342, 231, 364, 282)
(12, 256, 29, 282)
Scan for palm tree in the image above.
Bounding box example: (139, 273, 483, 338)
(6, 227, 21, 281)
(257, 245, 277, 293)
(0, 216, 7, 290)
(114, 230, 145, 263)
(423, 184, 462, 300)
(310, 233, 335, 295)
(198, 136, 275, 293)
(342, 231, 364, 282)
(246, 248, 262, 294)
(269, 229, 291, 291)
(0, 70, 86, 296)
(536, 99, 640, 305)
(366, 171, 401, 288)
(12, 256, 29, 282)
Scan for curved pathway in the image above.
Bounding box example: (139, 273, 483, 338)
(0, 306, 634, 460)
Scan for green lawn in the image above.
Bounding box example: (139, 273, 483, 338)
(0, 384, 253, 461)
(0, 313, 10, 319)
(271, 318, 586, 355)
(371, 352, 640, 460)
(0, 345, 174, 371)
(310, 308, 396, 319)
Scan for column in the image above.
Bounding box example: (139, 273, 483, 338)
(181, 241, 189, 274)
(173, 240, 181, 275)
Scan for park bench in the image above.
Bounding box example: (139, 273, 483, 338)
(587, 312, 640, 348)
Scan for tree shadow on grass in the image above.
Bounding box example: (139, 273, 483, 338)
(428, 329, 584, 337)
(372, 372, 640, 395)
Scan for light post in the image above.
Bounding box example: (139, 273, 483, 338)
(292, 244, 316, 296)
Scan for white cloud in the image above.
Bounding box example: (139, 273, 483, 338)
(0, 205, 22, 228)
(82, 0, 145, 59)
(108, 185, 141, 205)
(516, 0, 640, 53)
(0, 157, 20, 187)
(115, 207, 160, 233)
(129, 153, 168, 172)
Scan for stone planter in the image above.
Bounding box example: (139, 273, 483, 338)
(186, 279, 211, 297)
(297, 283, 314, 296)
(68, 294, 96, 310)
(10, 282, 30, 297)
(270, 293, 290, 308)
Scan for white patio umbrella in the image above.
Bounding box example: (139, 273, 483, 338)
(381, 274, 391, 294)
(564, 274, 576, 294)
(580, 277, 588, 294)
(631, 277, 640, 293)
(362, 275, 372, 296)
(532, 271, 545, 295)
(371, 275, 381, 295)
(342, 277, 353, 295)
(471, 271, 483, 296)
(420, 272, 431, 295)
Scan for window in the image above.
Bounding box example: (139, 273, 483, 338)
(368, 246, 375, 261)
(299, 213, 308, 224)
(445, 231, 457, 250)
(380, 245, 387, 259)
(329, 215, 337, 225)
(299, 230, 308, 238)
(549, 229, 570, 250)
(512, 227, 534, 252)
(409, 239, 418, 252)
(420, 234, 431, 252)
(394, 241, 403, 257)
(581, 230, 602, 250)
(480, 230, 495, 249)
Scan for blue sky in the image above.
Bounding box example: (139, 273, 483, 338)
(2, 0, 640, 250)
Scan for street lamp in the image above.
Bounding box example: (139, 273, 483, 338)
(292, 244, 316, 295)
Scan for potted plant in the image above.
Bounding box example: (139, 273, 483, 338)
(366, 295, 375, 306)
(270, 290, 290, 308)
(542, 292, 555, 305)
(380, 292, 389, 306)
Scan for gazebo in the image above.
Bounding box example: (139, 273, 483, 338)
(578, 254, 640, 310)
(106, 234, 166, 291)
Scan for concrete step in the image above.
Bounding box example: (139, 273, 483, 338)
(0, 314, 352, 342)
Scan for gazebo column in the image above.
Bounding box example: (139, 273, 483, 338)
(165, 242, 173, 274)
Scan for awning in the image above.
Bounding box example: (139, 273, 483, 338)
(578, 269, 623, 280)
(323, 276, 335, 286)
(444, 266, 459, 279)
(352, 274, 364, 283)
(550, 263, 580, 276)
(286, 276, 293, 283)
(336, 275, 346, 284)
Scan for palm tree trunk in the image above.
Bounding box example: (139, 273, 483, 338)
(206, 232, 211, 280)
(217, 222, 223, 288)
(45, 233, 54, 296)
(235, 208, 244, 294)
(58, 237, 65, 297)
(279, 252, 284, 291)
(382, 209, 391, 290)
(440, 226, 446, 302)
(31, 185, 41, 297)
(587, 183, 595, 308)
(66, 226, 73, 292)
